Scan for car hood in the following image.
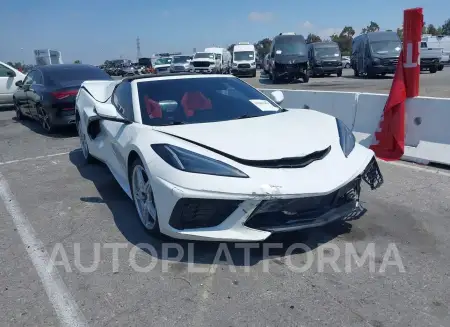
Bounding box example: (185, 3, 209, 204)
(152, 110, 340, 161)
(192, 58, 215, 62)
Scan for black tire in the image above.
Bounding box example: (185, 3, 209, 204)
(353, 68, 359, 77)
(270, 72, 279, 84)
(302, 74, 310, 83)
(14, 101, 24, 120)
(337, 70, 342, 77)
(129, 158, 160, 234)
(37, 105, 54, 133)
(430, 66, 437, 74)
(438, 64, 444, 71)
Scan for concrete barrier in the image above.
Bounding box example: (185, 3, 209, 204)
(259, 89, 358, 129)
(258, 88, 450, 167)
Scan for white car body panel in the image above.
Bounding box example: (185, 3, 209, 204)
(76, 74, 381, 241)
(0, 61, 26, 107)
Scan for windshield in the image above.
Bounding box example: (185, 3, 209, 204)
(194, 53, 215, 59)
(274, 40, 307, 56)
(137, 77, 282, 126)
(234, 51, 255, 61)
(172, 56, 192, 64)
(315, 47, 340, 58)
(370, 41, 401, 55)
(154, 58, 172, 65)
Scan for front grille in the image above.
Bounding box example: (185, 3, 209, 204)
(274, 62, 307, 72)
(382, 58, 398, 66)
(193, 61, 211, 68)
(238, 63, 251, 69)
(157, 67, 168, 72)
(420, 58, 437, 64)
(169, 198, 242, 230)
(244, 177, 361, 232)
(323, 61, 339, 66)
(173, 65, 186, 71)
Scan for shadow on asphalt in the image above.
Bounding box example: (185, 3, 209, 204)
(341, 75, 393, 80)
(70, 149, 366, 267)
(12, 116, 77, 138)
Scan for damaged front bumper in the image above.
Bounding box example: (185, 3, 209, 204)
(154, 157, 384, 241)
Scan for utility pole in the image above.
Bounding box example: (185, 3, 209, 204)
(136, 37, 142, 61)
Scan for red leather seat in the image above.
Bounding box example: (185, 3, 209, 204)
(181, 92, 212, 117)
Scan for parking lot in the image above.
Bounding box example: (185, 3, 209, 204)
(1, 99, 450, 327)
(247, 68, 450, 97)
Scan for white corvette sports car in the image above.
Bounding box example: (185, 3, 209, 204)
(75, 73, 383, 241)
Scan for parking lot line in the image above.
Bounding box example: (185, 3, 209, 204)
(0, 150, 80, 166)
(0, 171, 89, 327)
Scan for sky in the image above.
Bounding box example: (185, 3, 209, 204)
(1, 0, 449, 65)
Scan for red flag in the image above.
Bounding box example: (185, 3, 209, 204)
(369, 50, 406, 161)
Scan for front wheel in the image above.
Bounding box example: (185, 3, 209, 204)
(430, 66, 438, 74)
(76, 119, 96, 164)
(130, 158, 160, 234)
(337, 70, 342, 77)
(438, 64, 444, 71)
(14, 101, 24, 120)
(302, 74, 310, 83)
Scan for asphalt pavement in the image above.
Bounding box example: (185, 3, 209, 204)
(1, 108, 450, 327)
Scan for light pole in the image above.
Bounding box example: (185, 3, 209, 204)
(21, 48, 24, 66)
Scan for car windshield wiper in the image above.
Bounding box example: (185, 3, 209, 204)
(163, 121, 186, 126)
(236, 114, 257, 119)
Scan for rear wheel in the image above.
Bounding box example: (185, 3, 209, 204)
(130, 158, 160, 234)
(430, 66, 438, 74)
(37, 105, 54, 133)
(353, 68, 359, 77)
(337, 70, 342, 77)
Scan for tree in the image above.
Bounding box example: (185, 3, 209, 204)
(422, 21, 428, 34)
(14, 62, 22, 70)
(254, 38, 272, 58)
(361, 21, 380, 34)
(6, 61, 13, 66)
(306, 33, 321, 43)
(339, 26, 355, 39)
(227, 44, 235, 53)
(396, 28, 403, 41)
(436, 26, 444, 35)
(74, 60, 81, 64)
(427, 24, 438, 36)
(442, 18, 450, 35)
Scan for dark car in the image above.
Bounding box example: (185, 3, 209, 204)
(13, 64, 112, 133)
(308, 41, 343, 77)
(268, 33, 310, 83)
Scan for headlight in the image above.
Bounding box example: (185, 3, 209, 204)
(315, 60, 322, 65)
(232, 63, 238, 67)
(251, 62, 256, 66)
(372, 58, 380, 65)
(151, 144, 249, 178)
(336, 118, 355, 157)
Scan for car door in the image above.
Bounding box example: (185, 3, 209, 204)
(16, 71, 36, 115)
(101, 82, 135, 185)
(0, 63, 19, 106)
(27, 70, 45, 117)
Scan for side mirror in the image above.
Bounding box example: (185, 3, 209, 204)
(270, 90, 284, 105)
(7, 70, 16, 77)
(94, 103, 131, 124)
(15, 80, 23, 87)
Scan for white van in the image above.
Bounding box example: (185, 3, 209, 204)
(204, 47, 231, 73)
(422, 35, 450, 64)
(231, 42, 257, 77)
